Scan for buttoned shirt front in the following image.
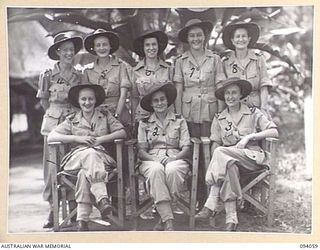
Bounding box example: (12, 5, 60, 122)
(173, 50, 226, 123)
(138, 111, 191, 158)
(130, 58, 172, 121)
(210, 103, 276, 164)
(83, 56, 130, 113)
(222, 49, 272, 107)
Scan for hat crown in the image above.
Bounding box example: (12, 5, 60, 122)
(184, 18, 203, 28)
(94, 28, 108, 34)
(54, 32, 74, 43)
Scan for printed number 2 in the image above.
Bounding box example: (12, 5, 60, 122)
(190, 67, 195, 78)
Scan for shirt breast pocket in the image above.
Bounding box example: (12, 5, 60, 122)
(49, 84, 68, 102)
(167, 127, 179, 146)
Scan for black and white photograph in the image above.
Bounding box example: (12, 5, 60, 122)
(7, 6, 313, 236)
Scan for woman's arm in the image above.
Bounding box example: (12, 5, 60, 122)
(138, 148, 156, 161)
(47, 130, 96, 146)
(115, 88, 128, 117)
(236, 128, 279, 149)
(260, 86, 269, 111)
(175, 83, 183, 114)
(94, 128, 127, 146)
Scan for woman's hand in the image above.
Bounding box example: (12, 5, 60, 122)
(75, 136, 96, 146)
(235, 135, 252, 149)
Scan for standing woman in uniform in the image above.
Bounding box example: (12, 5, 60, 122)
(36, 31, 83, 228)
(83, 29, 130, 125)
(173, 19, 225, 205)
(221, 22, 272, 114)
(130, 30, 171, 132)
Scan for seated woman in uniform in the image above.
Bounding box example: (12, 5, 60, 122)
(137, 83, 191, 231)
(195, 77, 278, 231)
(47, 84, 127, 231)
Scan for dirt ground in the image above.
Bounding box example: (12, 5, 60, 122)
(8, 141, 311, 234)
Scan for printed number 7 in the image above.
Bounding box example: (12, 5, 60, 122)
(190, 67, 195, 78)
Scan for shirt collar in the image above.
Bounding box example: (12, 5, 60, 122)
(227, 49, 258, 65)
(148, 110, 176, 127)
(72, 109, 103, 125)
(218, 103, 252, 120)
(52, 62, 77, 76)
(133, 58, 169, 71)
(92, 56, 120, 73)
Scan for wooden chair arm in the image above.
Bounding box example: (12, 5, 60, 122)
(200, 136, 211, 145)
(125, 139, 137, 146)
(191, 137, 201, 144)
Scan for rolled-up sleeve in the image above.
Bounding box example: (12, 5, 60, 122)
(209, 117, 222, 144)
(256, 109, 277, 130)
(107, 113, 124, 133)
(54, 119, 72, 135)
(214, 56, 226, 83)
(36, 70, 50, 99)
(173, 58, 183, 84)
(120, 63, 131, 89)
(137, 121, 148, 150)
(258, 55, 273, 88)
(179, 119, 191, 148)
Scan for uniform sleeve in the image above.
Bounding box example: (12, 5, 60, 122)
(209, 116, 222, 144)
(120, 62, 131, 89)
(54, 119, 72, 135)
(130, 68, 139, 98)
(106, 112, 124, 133)
(258, 55, 273, 88)
(137, 121, 149, 150)
(173, 57, 184, 84)
(179, 118, 192, 148)
(255, 108, 277, 131)
(214, 55, 226, 83)
(36, 70, 51, 99)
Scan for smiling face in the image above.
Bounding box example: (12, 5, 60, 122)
(143, 37, 159, 59)
(56, 41, 75, 64)
(224, 84, 242, 108)
(78, 88, 96, 114)
(231, 28, 251, 50)
(187, 26, 206, 51)
(150, 90, 168, 114)
(93, 36, 111, 58)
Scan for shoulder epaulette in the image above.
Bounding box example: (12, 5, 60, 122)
(141, 117, 150, 123)
(255, 50, 263, 56)
(100, 109, 110, 117)
(175, 114, 181, 119)
(249, 106, 256, 113)
(215, 112, 221, 118)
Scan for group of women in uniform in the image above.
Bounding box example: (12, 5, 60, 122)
(37, 18, 278, 232)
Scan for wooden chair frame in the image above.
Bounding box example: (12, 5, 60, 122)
(127, 138, 201, 230)
(48, 139, 125, 232)
(201, 137, 278, 227)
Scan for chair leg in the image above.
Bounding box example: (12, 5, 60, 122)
(61, 187, 67, 220)
(267, 140, 277, 227)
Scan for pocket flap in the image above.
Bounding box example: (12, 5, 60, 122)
(182, 95, 192, 103)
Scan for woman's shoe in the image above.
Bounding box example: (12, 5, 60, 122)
(225, 223, 238, 231)
(195, 207, 213, 220)
(97, 198, 112, 219)
(43, 211, 53, 228)
(164, 219, 174, 231)
(153, 219, 164, 231)
(77, 220, 89, 231)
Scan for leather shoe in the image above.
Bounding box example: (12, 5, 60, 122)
(97, 198, 112, 219)
(225, 223, 237, 232)
(68, 200, 77, 223)
(77, 220, 89, 231)
(164, 219, 174, 231)
(43, 211, 53, 228)
(153, 219, 164, 231)
(195, 207, 213, 220)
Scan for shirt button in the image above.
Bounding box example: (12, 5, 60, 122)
(198, 95, 201, 98)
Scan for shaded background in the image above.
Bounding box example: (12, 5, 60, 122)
(8, 7, 313, 233)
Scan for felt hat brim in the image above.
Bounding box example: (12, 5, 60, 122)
(215, 77, 253, 101)
(68, 84, 105, 108)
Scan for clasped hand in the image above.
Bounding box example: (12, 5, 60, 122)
(75, 136, 102, 147)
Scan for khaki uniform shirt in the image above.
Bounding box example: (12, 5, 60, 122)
(173, 50, 226, 123)
(210, 103, 277, 165)
(36, 63, 82, 135)
(222, 49, 272, 107)
(138, 111, 191, 160)
(130, 59, 172, 121)
(83, 56, 131, 114)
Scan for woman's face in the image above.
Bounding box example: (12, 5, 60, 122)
(94, 36, 111, 58)
(78, 88, 96, 113)
(143, 37, 158, 59)
(231, 28, 251, 50)
(224, 84, 241, 108)
(56, 41, 75, 64)
(187, 26, 206, 51)
(151, 91, 168, 114)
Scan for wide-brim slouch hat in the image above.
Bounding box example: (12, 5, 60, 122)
(222, 21, 260, 50)
(140, 83, 177, 112)
(215, 77, 252, 101)
(84, 28, 120, 55)
(133, 30, 168, 57)
(48, 31, 83, 60)
(178, 19, 213, 43)
(68, 84, 105, 108)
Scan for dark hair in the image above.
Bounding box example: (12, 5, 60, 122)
(232, 27, 251, 39)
